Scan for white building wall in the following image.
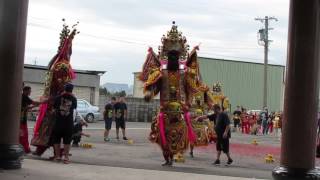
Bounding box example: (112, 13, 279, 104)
(133, 72, 145, 98)
(133, 72, 160, 99)
(23, 65, 103, 106)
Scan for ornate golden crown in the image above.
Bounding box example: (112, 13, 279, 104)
(58, 19, 80, 52)
(158, 21, 190, 60)
(212, 82, 222, 92)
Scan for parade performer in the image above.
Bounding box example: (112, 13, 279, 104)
(232, 106, 242, 132)
(241, 109, 250, 134)
(140, 22, 211, 166)
(31, 19, 79, 156)
(250, 112, 259, 135)
(189, 96, 216, 158)
(272, 112, 281, 137)
(248, 112, 255, 133)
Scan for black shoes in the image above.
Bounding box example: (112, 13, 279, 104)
(162, 160, 173, 166)
(227, 158, 233, 165)
(213, 159, 220, 165)
(189, 151, 194, 158)
(123, 137, 128, 140)
(212, 158, 233, 166)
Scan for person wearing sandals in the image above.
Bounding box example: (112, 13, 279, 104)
(51, 83, 77, 164)
(103, 97, 116, 142)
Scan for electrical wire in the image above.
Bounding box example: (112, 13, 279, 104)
(27, 18, 284, 65)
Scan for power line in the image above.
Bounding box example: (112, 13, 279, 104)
(27, 22, 263, 53)
(27, 17, 261, 49)
(26, 18, 282, 64)
(200, 52, 267, 62)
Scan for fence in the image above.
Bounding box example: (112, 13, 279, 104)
(99, 96, 160, 122)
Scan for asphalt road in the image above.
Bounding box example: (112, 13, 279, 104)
(25, 121, 317, 180)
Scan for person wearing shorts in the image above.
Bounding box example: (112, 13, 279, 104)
(211, 104, 233, 166)
(114, 96, 128, 140)
(51, 83, 77, 164)
(103, 97, 116, 142)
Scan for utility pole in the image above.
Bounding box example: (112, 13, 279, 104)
(255, 16, 278, 109)
(33, 57, 37, 65)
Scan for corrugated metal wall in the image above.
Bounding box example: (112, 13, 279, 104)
(198, 57, 285, 112)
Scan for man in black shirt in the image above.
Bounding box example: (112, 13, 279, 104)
(213, 104, 233, 165)
(103, 97, 116, 142)
(201, 104, 233, 166)
(20, 86, 43, 154)
(114, 96, 128, 140)
(51, 83, 77, 163)
(233, 106, 242, 131)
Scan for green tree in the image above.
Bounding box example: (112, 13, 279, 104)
(99, 87, 110, 96)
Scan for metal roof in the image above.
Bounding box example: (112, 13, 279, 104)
(199, 56, 285, 68)
(24, 64, 106, 75)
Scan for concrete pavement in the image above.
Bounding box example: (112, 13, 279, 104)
(0, 159, 265, 180)
(18, 121, 302, 179)
(23, 121, 282, 179)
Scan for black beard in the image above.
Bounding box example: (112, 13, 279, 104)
(167, 59, 179, 71)
(167, 50, 180, 71)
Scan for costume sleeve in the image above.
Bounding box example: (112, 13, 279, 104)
(186, 46, 210, 103)
(222, 97, 230, 111)
(139, 48, 162, 100)
(139, 47, 161, 82)
(144, 74, 161, 99)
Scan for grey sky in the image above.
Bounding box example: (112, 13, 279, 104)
(25, 0, 290, 85)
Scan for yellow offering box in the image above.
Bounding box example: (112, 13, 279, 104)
(128, 139, 134, 144)
(265, 154, 274, 163)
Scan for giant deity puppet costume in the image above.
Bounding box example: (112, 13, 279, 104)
(139, 22, 213, 166)
(31, 19, 79, 156)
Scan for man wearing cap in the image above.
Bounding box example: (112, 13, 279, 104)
(51, 83, 77, 163)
